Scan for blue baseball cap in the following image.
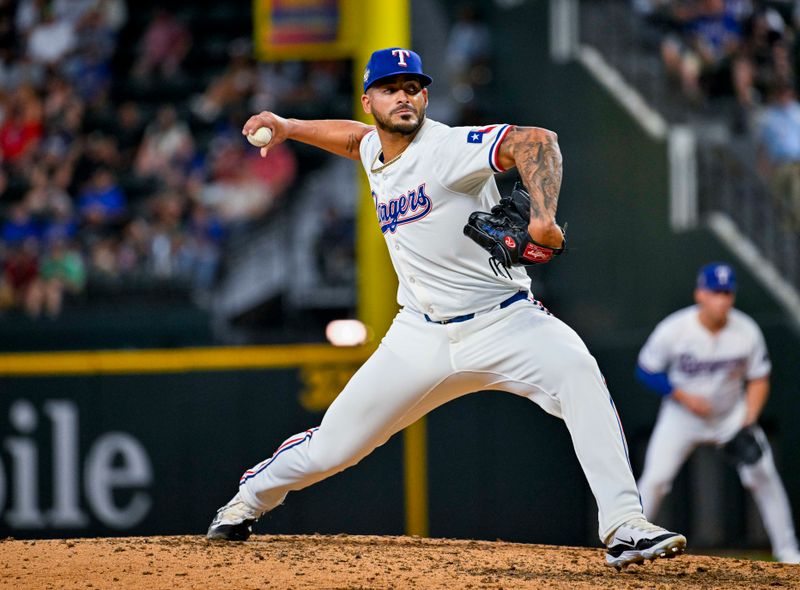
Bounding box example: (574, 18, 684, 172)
(363, 47, 433, 92)
(696, 262, 737, 292)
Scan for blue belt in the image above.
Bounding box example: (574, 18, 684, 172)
(424, 291, 529, 325)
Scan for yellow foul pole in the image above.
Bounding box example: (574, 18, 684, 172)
(353, 0, 428, 538)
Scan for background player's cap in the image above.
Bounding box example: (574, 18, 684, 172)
(363, 47, 433, 92)
(696, 262, 737, 292)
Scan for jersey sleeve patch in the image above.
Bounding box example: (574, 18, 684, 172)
(466, 125, 497, 144)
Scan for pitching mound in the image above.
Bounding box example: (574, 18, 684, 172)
(1, 534, 798, 589)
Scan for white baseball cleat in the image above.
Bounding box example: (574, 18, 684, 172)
(206, 491, 262, 541)
(605, 518, 687, 569)
(776, 550, 800, 564)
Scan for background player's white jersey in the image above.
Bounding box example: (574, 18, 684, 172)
(638, 305, 771, 416)
(359, 118, 531, 321)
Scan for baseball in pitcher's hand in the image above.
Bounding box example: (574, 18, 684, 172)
(242, 111, 289, 157)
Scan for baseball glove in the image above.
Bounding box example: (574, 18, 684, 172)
(463, 183, 566, 268)
(720, 425, 764, 466)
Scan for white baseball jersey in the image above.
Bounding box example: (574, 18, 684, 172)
(359, 118, 531, 321)
(638, 305, 771, 417)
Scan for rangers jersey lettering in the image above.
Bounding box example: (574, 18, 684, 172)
(373, 183, 433, 234)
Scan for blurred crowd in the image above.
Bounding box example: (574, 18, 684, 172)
(0, 0, 492, 320)
(633, 0, 800, 227)
(0, 1, 318, 318)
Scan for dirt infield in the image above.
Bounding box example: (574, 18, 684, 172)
(1, 534, 798, 589)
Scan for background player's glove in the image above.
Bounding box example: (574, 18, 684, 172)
(720, 425, 764, 466)
(463, 183, 566, 268)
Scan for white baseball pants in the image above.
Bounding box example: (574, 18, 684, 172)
(638, 401, 800, 560)
(238, 299, 644, 542)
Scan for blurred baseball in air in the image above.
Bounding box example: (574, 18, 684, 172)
(246, 127, 273, 147)
(326, 320, 368, 347)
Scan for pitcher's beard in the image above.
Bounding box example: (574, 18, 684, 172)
(373, 106, 426, 135)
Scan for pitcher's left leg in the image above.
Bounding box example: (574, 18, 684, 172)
(462, 304, 685, 567)
(489, 309, 641, 539)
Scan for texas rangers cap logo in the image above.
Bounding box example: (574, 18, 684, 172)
(392, 49, 410, 66)
(696, 261, 737, 292)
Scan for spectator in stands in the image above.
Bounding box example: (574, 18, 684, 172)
(734, 7, 791, 111)
(132, 8, 191, 81)
(134, 104, 194, 182)
(116, 216, 150, 276)
(42, 74, 77, 123)
(72, 45, 112, 107)
(70, 131, 122, 196)
(39, 104, 83, 173)
(41, 192, 78, 243)
(180, 202, 223, 291)
(662, 0, 743, 103)
(0, 86, 43, 173)
(69, 9, 115, 106)
(147, 189, 186, 279)
(199, 140, 267, 230)
(26, 6, 76, 67)
(1, 236, 43, 317)
(244, 137, 297, 200)
(199, 136, 296, 232)
(757, 78, 800, 229)
(22, 163, 72, 222)
(190, 38, 257, 123)
(0, 46, 24, 91)
(77, 167, 126, 230)
(14, 0, 45, 41)
(73, 6, 116, 63)
(38, 236, 85, 317)
(1, 202, 39, 244)
(112, 101, 144, 167)
(87, 235, 117, 279)
(95, 0, 128, 35)
(649, 1, 685, 81)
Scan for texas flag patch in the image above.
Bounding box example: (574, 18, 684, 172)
(467, 125, 497, 144)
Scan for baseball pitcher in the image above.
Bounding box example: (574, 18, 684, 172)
(206, 48, 687, 569)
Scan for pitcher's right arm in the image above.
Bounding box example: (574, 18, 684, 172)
(242, 111, 374, 160)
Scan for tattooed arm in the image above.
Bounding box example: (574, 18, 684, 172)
(242, 111, 374, 161)
(496, 126, 565, 248)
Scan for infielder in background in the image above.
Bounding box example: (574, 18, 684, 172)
(636, 262, 800, 564)
(207, 47, 687, 568)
